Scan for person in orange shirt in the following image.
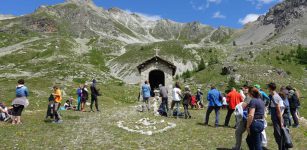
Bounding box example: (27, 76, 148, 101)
(52, 86, 63, 123)
(224, 87, 243, 127)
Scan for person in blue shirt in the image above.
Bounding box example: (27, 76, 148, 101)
(12, 79, 29, 124)
(204, 85, 222, 127)
(254, 84, 270, 105)
(141, 80, 151, 112)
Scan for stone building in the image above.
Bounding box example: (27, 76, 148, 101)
(137, 55, 176, 98)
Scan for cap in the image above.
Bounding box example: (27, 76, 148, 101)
(254, 84, 261, 89)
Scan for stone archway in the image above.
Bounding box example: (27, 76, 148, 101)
(149, 70, 165, 92)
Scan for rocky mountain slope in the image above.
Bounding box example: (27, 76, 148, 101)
(0, 0, 306, 86)
(235, 0, 307, 45)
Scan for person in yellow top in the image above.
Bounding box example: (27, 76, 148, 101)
(52, 86, 62, 123)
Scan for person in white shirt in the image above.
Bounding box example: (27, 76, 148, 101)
(268, 82, 286, 150)
(170, 82, 182, 118)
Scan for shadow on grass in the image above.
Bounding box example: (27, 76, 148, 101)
(216, 148, 232, 150)
(64, 115, 81, 120)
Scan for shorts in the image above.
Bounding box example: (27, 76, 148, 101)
(12, 104, 24, 116)
(143, 97, 149, 102)
(81, 98, 87, 103)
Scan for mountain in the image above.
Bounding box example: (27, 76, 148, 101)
(0, 14, 15, 21)
(0, 0, 306, 86)
(235, 0, 307, 45)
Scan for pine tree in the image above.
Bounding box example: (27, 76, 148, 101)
(197, 58, 206, 71)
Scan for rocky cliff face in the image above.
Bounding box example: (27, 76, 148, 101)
(236, 0, 307, 45)
(259, 0, 307, 32)
(2, 0, 215, 44)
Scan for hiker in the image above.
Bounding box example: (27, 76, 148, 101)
(254, 84, 270, 105)
(52, 86, 63, 123)
(196, 89, 204, 109)
(204, 85, 222, 127)
(171, 82, 182, 118)
(64, 100, 73, 110)
(224, 87, 243, 127)
(233, 85, 252, 150)
(141, 81, 151, 112)
(288, 90, 300, 128)
(159, 84, 168, 115)
(183, 86, 192, 119)
(0, 102, 11, 122)
(280, 92, 291, 128)
(11, 79, 29, 125)
(90, 79, 101, 112)
(190, 95, 197, 109)
(45, 94, 54, 119)
(81, 84, 89, 112)
(268, 83, 287, 150)
(76, 85, 82, 111)
(286, 86, 301, 119)
(246, 87, 266, 150)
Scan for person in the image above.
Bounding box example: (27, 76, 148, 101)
(279, 92, 291, 128)
(11, 79, 29, 125)
(182, 86, 192, 119)
(196, 89, 204, 109)
(224, 87, 243, 127)
(246, 87, 266, 150)
(254, 84, 270, 105)
(90, 79, 101, 112)
(268, 83, 287, 150)
(52, 86, 62, 123)
(159, 84, 168, 115)
(64, 100, 72, 110)
(190, 95, 197, 109)
(171, 82, 182, 118)
(76, 85, 82, 111)
(141, 81, 151, 112)
(45, 94, 54, 119)
(0, 102, 11, 122)
(288, 90, 300, 128)
(204, 85, 222, 127)
(233, 84, 251, 150)
(81, 84, 89, 112)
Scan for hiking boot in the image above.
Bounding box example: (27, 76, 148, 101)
(90, 110, 94, 112)
(96, 109, 100, 112)
(189, 116, 192, 119)
(292, 124, 299, 128)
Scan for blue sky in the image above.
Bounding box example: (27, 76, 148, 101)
(0, 0, 282, 28)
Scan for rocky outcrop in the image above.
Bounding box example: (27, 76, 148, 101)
(259, 0, 307, 32)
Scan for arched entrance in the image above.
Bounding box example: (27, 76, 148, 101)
(149, 70, 165, 96)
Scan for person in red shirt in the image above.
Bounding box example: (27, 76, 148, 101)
(224, 87, 243, 127)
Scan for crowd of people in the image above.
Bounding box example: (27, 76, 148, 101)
(0, 78, 302, 149)
(0, 79, 101, 124)
(141, 80, 302, 150)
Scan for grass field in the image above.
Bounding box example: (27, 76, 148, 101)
(0, 89, 306, 149)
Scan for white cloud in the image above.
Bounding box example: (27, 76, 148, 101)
(238, 13, 261, 25)
(212, 11, 226, 19)
(247, 0, 283, 9)
(190, 0, 222, 11)
(125, 10, 162, 21)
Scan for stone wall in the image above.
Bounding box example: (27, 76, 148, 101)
(139, 61, 174, 101)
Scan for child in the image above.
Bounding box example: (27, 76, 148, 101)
(45, 94, 54, 119)
(64, 100, 73, 110)
(0, 102, 11, 122)
(190, 95, 197, 109)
